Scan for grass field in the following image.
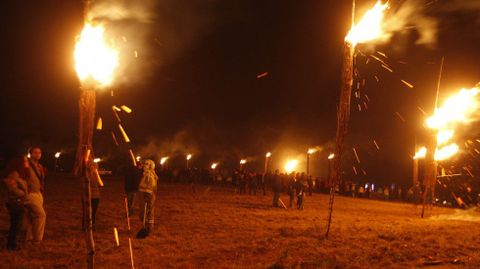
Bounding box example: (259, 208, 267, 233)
(1, 174, 480, 268)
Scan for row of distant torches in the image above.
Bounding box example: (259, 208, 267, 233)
(126, 149, 336, 173)
(48, 149, 336, 174)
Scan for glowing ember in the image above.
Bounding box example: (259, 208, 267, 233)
(74, 23, 119, 87)
(93, 158, 101, 163)
(284, 159, 298, 173)
(266, 152, 271, 158)
(186, 154, 192, 160)
(211, 163, 218, 169)
(96, 117, 103, 130)
(160, 157, 168, 165)
(328, 153, 335, 160)
(136, 156, 141, 162)
(121, 105, 132, 113)
(307, 148, 317, 154)
(55, 152, 61, 158)
(240, 159, 247, 164)
(345, 1, 388, 46)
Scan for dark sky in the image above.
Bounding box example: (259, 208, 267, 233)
(1, 0, 480, 183)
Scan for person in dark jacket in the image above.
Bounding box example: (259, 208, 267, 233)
(2, 156, 29, 250)
(272, 170, 281, 207)
(125, 161, 143, 216)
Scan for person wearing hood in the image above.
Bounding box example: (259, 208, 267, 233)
(138, 159, 158, 234)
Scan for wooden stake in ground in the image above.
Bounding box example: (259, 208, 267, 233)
(421, 57, 444, 218)
(74, 88, 96, 269)
(326, 0, 355, 239)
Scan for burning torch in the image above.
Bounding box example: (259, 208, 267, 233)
(186, 154, 192, 170)
(54, 152, 61, 172)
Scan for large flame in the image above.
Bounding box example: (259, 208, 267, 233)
(426, 88, 480, 130)
(415, 86, 480, 161)
(74, 23, 119, 87)
(345, 1, 388, 46)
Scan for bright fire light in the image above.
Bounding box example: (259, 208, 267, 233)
(211, 163, 218, 169)
(55, 152, 61, 158)
(93, 158, 101, 163)
(345, 1, 388, 46)
(307, 148, 317, 154)
(413, 147, 427, 160)
(186, 154, 192, 160)
(436, 130, 454, 146)
(136, 156, 141, 162)
(435, 144, 459, 161)
(426, 88, 480, 130)
(160, 157, 168, 165)
(284, 159, 298, 173)
(74, 23, 119, 87)
(328, 153, 335, 160)
(240, 159, 247, 164)
(422, 86, 480, 161)
(266, 152, 271, 158)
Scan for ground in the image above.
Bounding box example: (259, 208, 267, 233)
(1, 174, 480, 269)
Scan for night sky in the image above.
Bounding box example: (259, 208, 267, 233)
(1, 0, 480, 184)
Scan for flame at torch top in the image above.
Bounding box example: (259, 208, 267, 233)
(240, 159, 247, 165)
(266, 152, 271, 158)
(328, 153, 335, 160)
(74, 23, 119, 87)
(160, 157, 168, 165)
(186, 154, 192, 160)
(211, 163, 218, 169)
(55, 152, 61, 158)
(345, 1, 388, 46)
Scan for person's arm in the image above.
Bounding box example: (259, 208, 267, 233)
(3, 173, 26, 198)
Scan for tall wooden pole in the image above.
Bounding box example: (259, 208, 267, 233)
(325, 0, 355, 239)
(421, 56, 444, 218)
(325, 42, 355, 238)
(73, 1, 96, 267)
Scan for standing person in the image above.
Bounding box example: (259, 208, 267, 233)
(307, 176, 313, 196)
(138, 160, 158, 235)
(25, 146, 47, 243)
(248, 172, 257, 196)
(288, 173, 296, 208)
(2, 156, 29, 250)
(272, 170, 281, 207)
(125, 161, 143, 216)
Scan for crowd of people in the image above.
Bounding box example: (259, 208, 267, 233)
(1, 147, 161, 251)
(2, 147, 478, 251)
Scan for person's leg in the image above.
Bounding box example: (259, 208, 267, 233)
(6, 203, 24, 250)
(146, 193, 155, 233)
(25, 193, 46, 241)
(139, 192, 146, 221)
